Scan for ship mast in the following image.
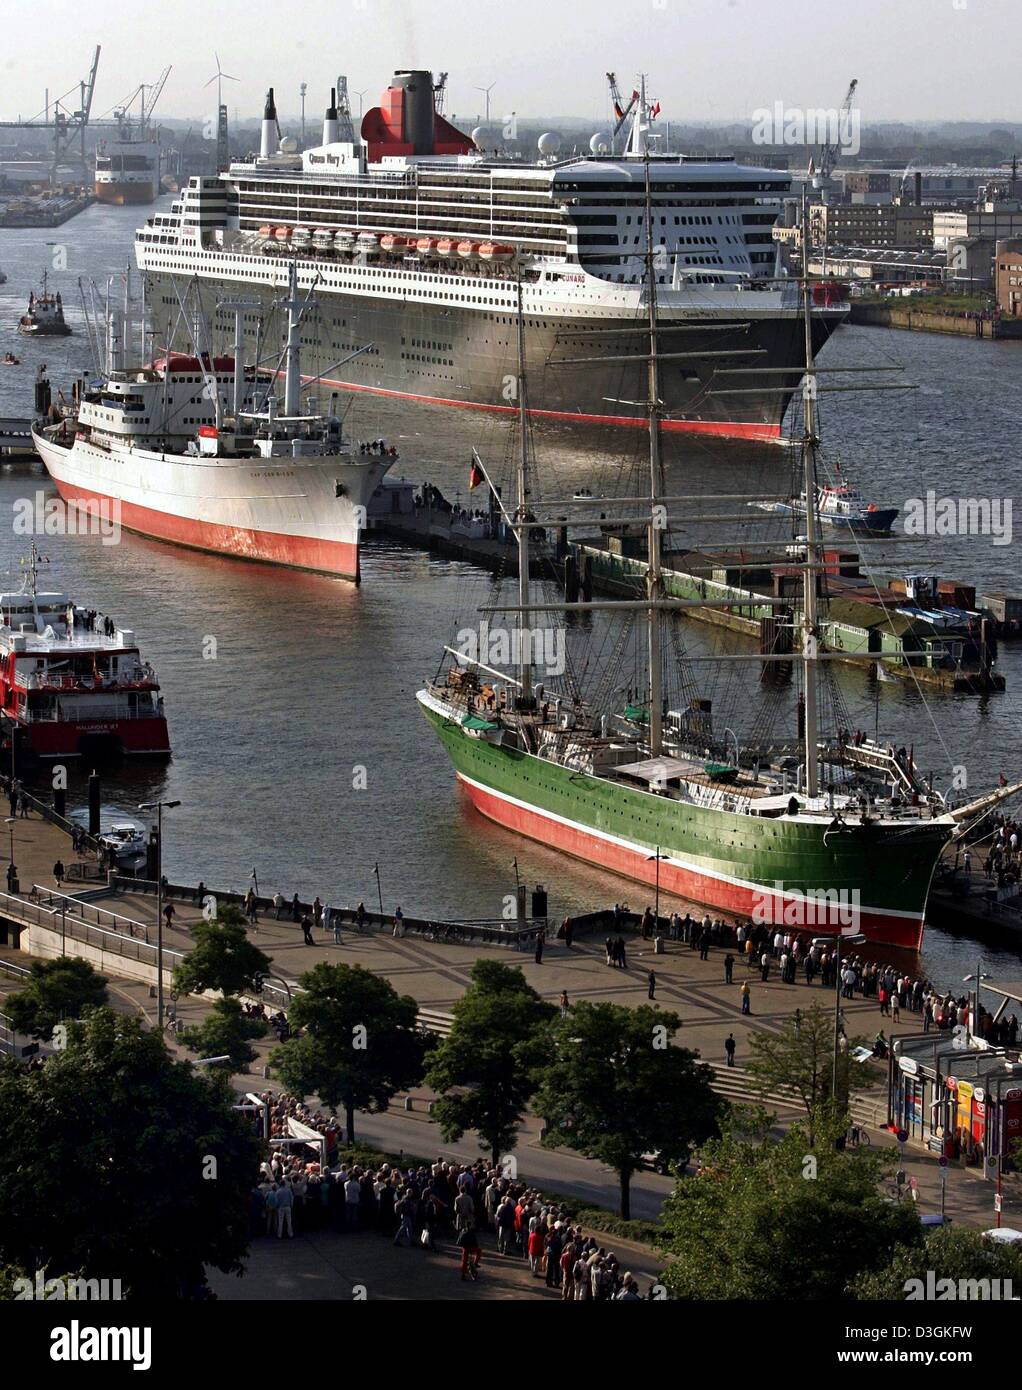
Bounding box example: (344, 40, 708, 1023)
(283, 262, 302, 417)
(799, 184, 821, 798)
(642, 122, 664, 757)
(515, 260, 532, 701)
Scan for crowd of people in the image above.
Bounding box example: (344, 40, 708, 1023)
(247, 1092, 645, 1297)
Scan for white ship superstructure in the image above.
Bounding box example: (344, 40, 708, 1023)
(134, 73, 848, 440)
(96, 137, 160, 206)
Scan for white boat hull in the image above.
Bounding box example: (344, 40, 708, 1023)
(32, 431, 390, 582)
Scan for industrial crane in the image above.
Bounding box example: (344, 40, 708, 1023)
(0, 45, 101, 185)
(111, 66, 172, 140)
(433, 72, 449, 117)
(813, 77, 858, 194)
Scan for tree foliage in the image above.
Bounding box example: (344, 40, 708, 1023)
(0, 1008, 259, 1299)
(658, 1110, 922, 1300)
(533, 1001, 722, 1219)
(180, 997, 267, 1071)
(171, 906, 272, 1000)
(745, 1003, 870, 1140)
(850, 1226, 1022, 1299)
(3, 957, 107, 1040)
(270, 963, 427, 1142)
(426, 960, 555, 1164)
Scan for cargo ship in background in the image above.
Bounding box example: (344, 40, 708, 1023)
(133, 71, 848, 442)
(0, 545, 169, 760)
(31, 265, 394, 582)
(417, 185, 1016, 951)
(95, 136, 161, 205)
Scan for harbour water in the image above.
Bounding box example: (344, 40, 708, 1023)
(2, 200, 1021, 990)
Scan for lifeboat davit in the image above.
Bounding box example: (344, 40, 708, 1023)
(457, 239, 479, 259)
(435, 238, 457, 257)
(478, 241, 515, 263)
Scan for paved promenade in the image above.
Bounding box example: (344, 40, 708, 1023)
(2, 807, 1019, 1237)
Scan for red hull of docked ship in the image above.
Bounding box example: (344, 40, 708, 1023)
(456, 773, 926, 952)
(20, 717, 171, 758)
(51, 480, 361, 581)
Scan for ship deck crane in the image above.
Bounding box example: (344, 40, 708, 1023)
(607, 72, 639, 154)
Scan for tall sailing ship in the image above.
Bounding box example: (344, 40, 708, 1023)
(417, 180, 1014, 951)
(133, 71, 848, 441)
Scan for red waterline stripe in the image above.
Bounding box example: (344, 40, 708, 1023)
(457, 773, 924, 951)
(318, 378, 783, 441)
(51, 481, 360, 581)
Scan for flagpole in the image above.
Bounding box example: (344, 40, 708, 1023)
(469, 450, 515, 528)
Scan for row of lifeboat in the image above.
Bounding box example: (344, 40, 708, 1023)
(256, 225, 515, 263)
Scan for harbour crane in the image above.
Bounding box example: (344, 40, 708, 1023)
(433, 73, 449, 117)
(812, 77, 857, 198)
(334, 77, 355, 142)
(0, 45, 101, 186)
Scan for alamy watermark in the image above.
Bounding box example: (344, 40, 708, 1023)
(751, 881, 861, 929)
(12, 492, 121, 547)
(904, 1273, 1018, 1301)
(455, 620, 566, 678)
(13, 1268, 123, 1300)
(751, 102, 860, 157)
(903, 492, 1012, 547)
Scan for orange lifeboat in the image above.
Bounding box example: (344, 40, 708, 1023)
(380, 233, 407, 255)
(457, 239, 479, 259)
(257, 224, 273, 238)
(415, 236, 436, 255)
(273, 225, 292, 241)
(478, 241, 515, 263)
(435, 237, 457, 257)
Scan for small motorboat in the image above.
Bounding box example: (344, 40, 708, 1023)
(97, 821, 149, 871)
(1, 353, 20, 366)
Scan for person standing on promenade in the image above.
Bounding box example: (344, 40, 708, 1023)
(725, 1033, 737, 1068)
(647, 970, 656, 1001)
(741, 981, 752, 1015)
(724, 953, 734, 984)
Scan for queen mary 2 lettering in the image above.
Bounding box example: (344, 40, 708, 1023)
(134, 71, 847, 442)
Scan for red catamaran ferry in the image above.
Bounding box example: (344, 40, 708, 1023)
(0, 547, 170, 760)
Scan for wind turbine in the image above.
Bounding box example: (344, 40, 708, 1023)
(475, 82, 496, 124)
(205, 52, 239, 111)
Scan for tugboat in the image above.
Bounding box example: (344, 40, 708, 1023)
(755, 481, 899, 536)
(0, 544, 170, 760)
(17, 272, 72, 337)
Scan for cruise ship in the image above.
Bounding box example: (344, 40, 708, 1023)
(96, 136, 160, 205)
(134, 72, 848, 441)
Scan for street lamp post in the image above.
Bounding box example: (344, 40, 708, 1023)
(4, 816, 16, 893)
(139, 799, 181, 1031)
(646, 848, 662, 926)
(962, 961, 991, 1042)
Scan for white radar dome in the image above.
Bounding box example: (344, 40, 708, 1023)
(472, 126, 496, 151)
(590, 132, 610, 155)
(537, 131, 562, 157)
(279, 136, 298, 154)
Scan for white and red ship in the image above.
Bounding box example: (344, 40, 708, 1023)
(32, 265, 393, 581)
(0, 546, 170, 760)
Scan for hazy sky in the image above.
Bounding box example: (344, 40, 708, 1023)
(1, 0, 1017, 127)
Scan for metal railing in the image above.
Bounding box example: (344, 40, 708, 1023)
(31, 886, 152, 940)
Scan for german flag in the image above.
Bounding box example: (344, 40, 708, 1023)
(469, 459, 485, 491)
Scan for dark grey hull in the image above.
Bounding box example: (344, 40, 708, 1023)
(151, 274, 843, 441)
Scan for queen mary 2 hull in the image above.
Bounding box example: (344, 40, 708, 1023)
(31, 431, 390, 582)
(417, 691, 954, 951)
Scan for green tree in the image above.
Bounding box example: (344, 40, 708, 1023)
(745, 1002, 871, 1143)
(426, 960, 555, 1165)
(270, 962, 426, 1142)
(851, 1226, 1022, 1299)
(171, 906, 272, 999)
(0, 1008, 258, 1299)
(3, 957, 107, 1040)
(658, 1110, 922, 1300)
(533, 1001, 721, 1220)
(180, 997, 267, 1071)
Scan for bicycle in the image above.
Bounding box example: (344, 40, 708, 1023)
(847, 1124, 871, 1149)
